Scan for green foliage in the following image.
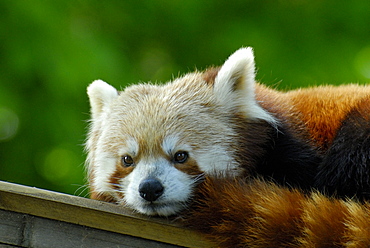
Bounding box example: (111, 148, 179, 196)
(1, 0, 370, 195)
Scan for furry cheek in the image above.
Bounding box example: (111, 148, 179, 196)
(109, 161, 135, 199)
(91, 152, 117, 194)
(194, 146, 241, 176)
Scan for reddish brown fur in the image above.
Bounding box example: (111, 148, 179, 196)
(254, 84, 370, 151)
(283, 85, 370, 150)
(345, 202, 370, 247)
(299, 195, 349, 247)
(352, 98, 370, 122)
(182, 177, 370, 248)
(174, 158, 204, 176)
(90, 191, 117, 202)
(109, 162, 135, 198)
(202, 67, 220, 85)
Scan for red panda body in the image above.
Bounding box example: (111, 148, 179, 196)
(184, 176, 370, 248)
(86, 47, 370, 247)
(257, 84, 370, 149)
(254, 83, 370, 199)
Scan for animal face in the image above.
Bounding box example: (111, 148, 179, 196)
(86, 48, 276, 216)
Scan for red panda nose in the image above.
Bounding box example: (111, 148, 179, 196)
(139, 178, 164, 202)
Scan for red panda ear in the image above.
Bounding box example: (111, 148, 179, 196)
(214, 47, 276, 125)
(215, 47, 256, 95)
(87, 80, 118, 120)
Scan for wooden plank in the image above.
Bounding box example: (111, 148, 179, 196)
(0, 209, 184, 248)
(0, 209, 24, 247)
(0, 181, 215, 248)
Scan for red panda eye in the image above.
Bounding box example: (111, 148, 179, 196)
(121, 155, 134, 167)
(173, 151, 188, 163)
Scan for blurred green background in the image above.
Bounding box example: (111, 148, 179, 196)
(1, 0, 370, 196)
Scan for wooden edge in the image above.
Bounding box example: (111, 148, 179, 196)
(0, 181, 215, 248)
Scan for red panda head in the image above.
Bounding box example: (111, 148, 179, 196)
(86, 47, 276, 216)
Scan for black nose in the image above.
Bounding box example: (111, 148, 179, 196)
(139, 178, 164, 202)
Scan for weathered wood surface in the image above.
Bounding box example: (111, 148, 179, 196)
(0, 209, 185, 248)
(0, 181, 215, 248)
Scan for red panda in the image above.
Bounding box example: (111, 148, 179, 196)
(86, 47, 370, 246)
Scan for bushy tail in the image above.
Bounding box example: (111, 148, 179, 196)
(182, 177, 370, 248)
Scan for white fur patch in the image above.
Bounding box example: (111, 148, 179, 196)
(162, 135, 192, 155)
(195, 145, 241, 176)
(92, 149, 116, 193)
(118, 136, 139, 157)
(87, 80, 118, 120)
(215, 47, 277, 125)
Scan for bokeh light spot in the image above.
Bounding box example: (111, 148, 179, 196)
(354, 46, 370, 79)
(37, 148, 79, 184)
(0, 107, 19, 142)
